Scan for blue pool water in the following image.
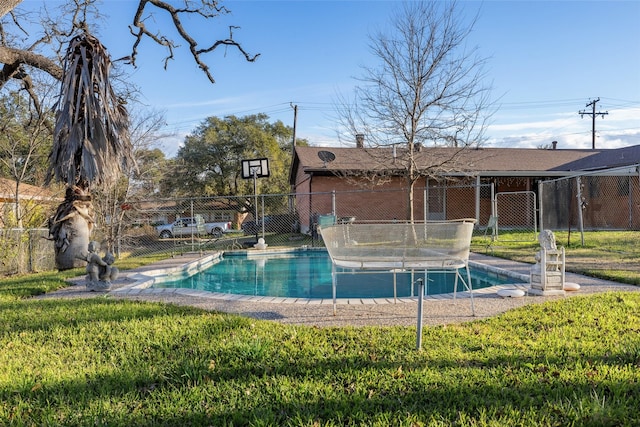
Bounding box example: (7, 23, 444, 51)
(153, 250, 522, 299)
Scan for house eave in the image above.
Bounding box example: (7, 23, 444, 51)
(302, 168, 583, 178)
(448, 170, 579, 177)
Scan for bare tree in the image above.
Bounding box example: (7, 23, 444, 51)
(0, 85, 54, 227)
(91, 108, 170, 256)
(0, 0, 258, 269)
(335, 1, 493, 221)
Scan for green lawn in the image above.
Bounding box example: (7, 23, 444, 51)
(472, 230, 640, 285)
(1, 264, 639, 426)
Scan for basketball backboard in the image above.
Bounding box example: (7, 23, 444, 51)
(241, 158, 270, 179)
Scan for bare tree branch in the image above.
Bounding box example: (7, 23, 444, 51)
(129, 0, 259, 84)
(1, 0, 258, 92)
(0, 46, 63, 87)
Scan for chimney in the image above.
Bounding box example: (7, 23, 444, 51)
(355, 133, 365, 148)
(552, 140, 558, 150)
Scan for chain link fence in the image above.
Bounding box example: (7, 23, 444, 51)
(92, 183, 493, 259)
(0, 228, 54, 276)
(539, 164, 640, 236)
(493, 191, 538, 242)
(2, 182, 507, 275)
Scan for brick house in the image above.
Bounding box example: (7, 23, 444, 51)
(0, 178, 60, 227)
(289, 144, 640, 233)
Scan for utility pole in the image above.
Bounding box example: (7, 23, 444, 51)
(290, 103, 298, 148)
(579, 98, 608, 149)
(289, 103, 298, 202)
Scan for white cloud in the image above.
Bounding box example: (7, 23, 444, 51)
(486, 105, 640, 150)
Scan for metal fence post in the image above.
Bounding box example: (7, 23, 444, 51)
(424, 188, 428, 222)
(190, 199, 196, 251)
(331, 190, 336, 217)
(261, 194, 265, 240)
(28, 229, 34, 273)
(475, 176, 480, 223)
(491, 183, 497, 240)
(575, 177, 585, 246)
(538, 182, 544, 231)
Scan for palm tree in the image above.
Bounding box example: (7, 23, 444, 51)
(47, 33, 133, 270)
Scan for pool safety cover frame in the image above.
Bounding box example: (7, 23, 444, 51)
(319, 219, 477, 349)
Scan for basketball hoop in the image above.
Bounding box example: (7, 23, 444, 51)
(241, 158, 270, 241)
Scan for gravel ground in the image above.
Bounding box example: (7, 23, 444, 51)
(39, 252, 639, 328)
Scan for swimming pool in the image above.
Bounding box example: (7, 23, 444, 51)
(153, 250, 522, 299)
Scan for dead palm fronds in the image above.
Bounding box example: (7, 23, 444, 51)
(47, 33, 134, 189)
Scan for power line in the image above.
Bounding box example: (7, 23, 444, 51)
(499, 98, 585, 110)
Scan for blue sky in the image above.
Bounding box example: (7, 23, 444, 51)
(19, 0, 640, 157)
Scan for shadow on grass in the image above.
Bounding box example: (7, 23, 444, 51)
(1, 293, 639, 425)
(4, 315, 638, 425)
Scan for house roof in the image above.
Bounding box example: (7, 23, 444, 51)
(291, 145, 640, 181)
(548, 144, 640, 172)
(0, 178, 59, 202)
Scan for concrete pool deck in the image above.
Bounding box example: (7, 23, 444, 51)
(43, 251, 639, 327)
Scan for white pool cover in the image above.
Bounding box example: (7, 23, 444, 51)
(320, 219, 477, 349)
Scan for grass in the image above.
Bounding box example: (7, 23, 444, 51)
(0, 252, 168, 303)
(0, 270, 77, 302)
(0, 232, 639, 425)
(1, 286, 639, 426)
(472, 230, 640, 285)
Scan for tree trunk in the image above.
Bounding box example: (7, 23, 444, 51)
(406, 144, 416, 222)
(406, 177, 415, 222)
(0, 0, 22, 18)
(48, 185, 94, 270)
(13, 180, 22, 228)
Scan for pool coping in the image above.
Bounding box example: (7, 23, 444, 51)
(109, 249, 535, 305)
